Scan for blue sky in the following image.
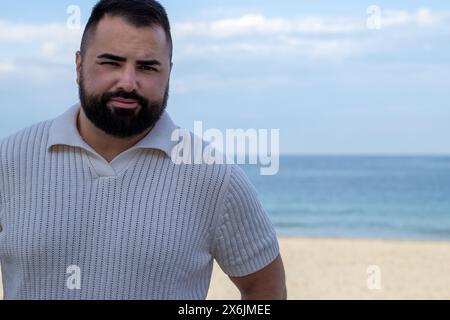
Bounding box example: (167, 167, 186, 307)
(1, 1, 449, 154)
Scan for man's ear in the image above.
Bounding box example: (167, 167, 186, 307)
(76, 51, 82, 85)
(169, 61, 173, 74)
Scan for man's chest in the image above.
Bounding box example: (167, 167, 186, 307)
(0, 177, 214, 275)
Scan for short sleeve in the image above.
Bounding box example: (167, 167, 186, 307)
(212, 165, 280, 277)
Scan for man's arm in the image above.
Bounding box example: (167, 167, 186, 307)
(229, 255, 287, 300)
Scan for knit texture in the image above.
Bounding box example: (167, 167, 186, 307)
(0, 120, 279, 300)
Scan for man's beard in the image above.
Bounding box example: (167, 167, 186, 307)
(78, 74, 169, 138)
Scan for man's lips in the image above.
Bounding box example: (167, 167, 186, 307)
(109, 98, 139, 109)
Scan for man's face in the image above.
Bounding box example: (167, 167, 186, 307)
(76, 15, 172, 138)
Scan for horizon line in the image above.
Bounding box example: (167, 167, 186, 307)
(273, 153, 450, 157)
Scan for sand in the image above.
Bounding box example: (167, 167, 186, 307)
(208, 237, 450, 300)
(2, 236, 450, 300)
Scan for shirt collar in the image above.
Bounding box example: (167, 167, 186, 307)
(47, 102, 180, 158)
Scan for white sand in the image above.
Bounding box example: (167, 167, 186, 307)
(207, 237, 450, 300)
(2, 237, 450, 300)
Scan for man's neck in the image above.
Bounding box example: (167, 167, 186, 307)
(77, 109, 151, 163)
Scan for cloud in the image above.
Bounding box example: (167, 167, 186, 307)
(0, 21, 75, 41)
(0, 20, 82, 80)
(174, 14, 361, 38)
(1, 7, 449, 80)
(0, 62, 15, 74)
(176, 36, 361, 62)
(174, 8, 450, 39)
(173, 14, 366, 61)
(381, 8, 450, 28)
(416, 8, 434, 26)
(172, 8, 450, 62)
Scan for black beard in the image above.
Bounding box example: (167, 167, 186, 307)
(78, 75, 169, 138)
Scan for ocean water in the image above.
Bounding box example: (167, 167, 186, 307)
(241, 156, 450, 241)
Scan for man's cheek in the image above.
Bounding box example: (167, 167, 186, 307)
(142, 80, 168, 99)
(85, 69, 116, 92)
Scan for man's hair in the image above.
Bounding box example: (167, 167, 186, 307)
(80, 0, 172, 59)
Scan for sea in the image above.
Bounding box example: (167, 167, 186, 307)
(241, 156, 450, 241)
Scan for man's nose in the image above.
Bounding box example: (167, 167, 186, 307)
(116, 65, 138, 92)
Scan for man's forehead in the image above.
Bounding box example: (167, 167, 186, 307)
(88, 16, 169, 58)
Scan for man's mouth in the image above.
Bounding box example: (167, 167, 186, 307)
(109, 98, 139, 110)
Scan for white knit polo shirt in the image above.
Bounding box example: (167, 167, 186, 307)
(0, 104, 279, 300)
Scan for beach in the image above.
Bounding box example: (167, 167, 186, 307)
(1, 236, 450, 300)
(208, 237, 450, 300)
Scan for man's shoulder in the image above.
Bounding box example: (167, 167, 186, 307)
(226, 164, 259, 194)
(193, 162, 256, 200)
(0, 119, 54, 156)
(168, 131, 254, 191)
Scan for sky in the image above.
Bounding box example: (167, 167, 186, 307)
(0, 1, 449, 155)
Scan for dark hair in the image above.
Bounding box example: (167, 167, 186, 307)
(80, 0, 172, 59)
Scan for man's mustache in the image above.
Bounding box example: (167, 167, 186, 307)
(103, 90, 148, 107)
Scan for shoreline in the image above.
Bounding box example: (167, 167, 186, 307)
(276, 235, 450, 244)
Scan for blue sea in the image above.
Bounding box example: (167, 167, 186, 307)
(241, 156, 450, 241)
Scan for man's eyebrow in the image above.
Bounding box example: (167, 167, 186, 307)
(97, 54, 161, 66)
(136, 59, 162, 66)
(97, 53, 127, 62)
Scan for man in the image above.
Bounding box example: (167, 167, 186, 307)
(0, 0, 286, 300)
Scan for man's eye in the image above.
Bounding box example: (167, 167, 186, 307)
(100, 61, 120, 67)
(139, 65, 157, 72)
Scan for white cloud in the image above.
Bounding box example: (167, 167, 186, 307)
(0, 7, 449, 80)
(381, 8, 450, 28)
(416, 8, 434, 26)
(172, 8, 450, 61)
(177, 36, 360, 61)
(381, 10, 413, 27)
(173, 14, 366, 61)
(41, 42, 59, 57)
(174, 8, 450, 40)
(174, 14, 361, 38)
(0, 20, 82, 80)
(0, 62, 15, 74)
(0, 20, 82, 43)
